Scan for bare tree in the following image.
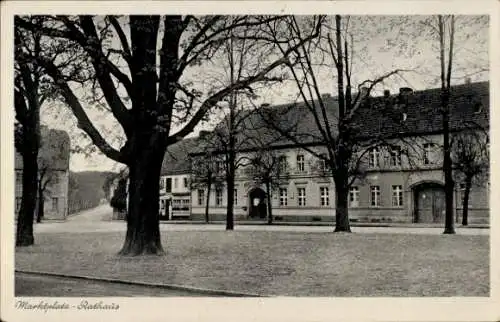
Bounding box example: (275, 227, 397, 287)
(259, 15, 409, 232)
(15, 15, 89, 245)
(413, 15, 488, 233)
(17, 15, 323, 254)
(436, 15, 457, 234)
(205, 25, 293, 230)
(35, 128, 70, 223)
(190, 139, 225, 224)
(14, 21, 45, 246)
(452, 130, 489, 226)
(246, 148, 290, 225)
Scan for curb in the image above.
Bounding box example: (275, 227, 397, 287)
(15, 270, 264, 297)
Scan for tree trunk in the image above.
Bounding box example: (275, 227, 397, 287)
(334, 174, 351, 232)
(225, 143, 236, 230)
(36, 185, 44, 223)
(16, 153, 38, 246)
(442, 91, 456, 234)
(226, 172, 235, 230)
(118, 144, 165, 256)
(462, 178, 472, 226)
(266, 181, 273, 225)
(205, 176, 212, 224)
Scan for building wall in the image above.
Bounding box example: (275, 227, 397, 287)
(189, 132, 489, 224)
(15, 169, 69, 220)
(159, 174, 191, 218)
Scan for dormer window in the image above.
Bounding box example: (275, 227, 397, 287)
(369, 147, 380, 168)
(423, 143, 433, 165)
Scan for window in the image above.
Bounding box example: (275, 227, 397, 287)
(423, 143, 433, 165)
(370, 186, 380, 207)
(159, 178, 165, 190)
(184, 178, 188, 188)
(320, 187, 329, 206)
(459, 183, 466, 203)
(318, 154, 327, 171)
(279, 156, 288, 173)
(297, 187, 306, 206)
(181, 199, 190, 211)
(234, 189, 238, 206)
(174, 178, 178, 189)
(279, 188, 288, 206)
(172, 199, 182, 210)
(198, 189, 205, 206)
(369, 147, 380, 168)
(166, 178, 172, 192)
(216, 188, 223, 206)
(52, 197, 59, 212)
(296, 154, 305, 172)
(390, 147, 401, 167)
(15, 197, 22, 211)
(216, 160, 225, 174)
(392, 185, 403, 207)
(349, 187, 359, 207)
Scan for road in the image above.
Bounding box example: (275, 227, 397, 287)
(15, 272, 222, 297)
(33, 205, 489, 235)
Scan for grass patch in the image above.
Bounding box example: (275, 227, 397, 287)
(15, 231, 489, 296)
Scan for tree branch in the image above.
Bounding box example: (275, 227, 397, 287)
(348, 69, 410, 119)
(108, 16, 132, 64)
(169, 20, 322, 144)
(39, 56, 125, 163)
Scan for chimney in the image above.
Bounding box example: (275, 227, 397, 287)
(399, 87, 413, 96)
(383, 89, 390, 98)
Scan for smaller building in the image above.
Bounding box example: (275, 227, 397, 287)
(159, 137, 199, 220)
(15, 126, 70, 221)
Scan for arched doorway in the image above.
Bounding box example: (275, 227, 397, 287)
(248, 188, 267, 219)
(413, 182, 445, 223)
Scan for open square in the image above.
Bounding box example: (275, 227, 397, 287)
(15, 227, 489, 297)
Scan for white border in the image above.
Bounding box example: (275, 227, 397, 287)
(1, 1, 499, 322)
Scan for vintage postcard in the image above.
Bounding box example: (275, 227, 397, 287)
(1, 1, 498, 321)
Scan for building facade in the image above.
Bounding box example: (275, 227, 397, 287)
(158, 137, 199, 220)
(15, 127, 70, 221)
(188, 81, 489, 224)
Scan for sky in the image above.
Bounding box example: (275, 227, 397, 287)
(38, 14, 489, 173)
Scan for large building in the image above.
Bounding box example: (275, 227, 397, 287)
(186, 81, 489, 224)
(15, 126, 71, 220)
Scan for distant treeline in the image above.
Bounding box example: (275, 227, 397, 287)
(68, 171, 117, 214)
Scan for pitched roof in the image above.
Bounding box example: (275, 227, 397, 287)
(350, 81, 489, 139)
(192, 95, 339, 154)
(161, 137, 201, 175)
(15, 126, 71, 171)
(192, 81, 489, 155)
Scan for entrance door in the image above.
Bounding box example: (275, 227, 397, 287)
(415, 184, 445, 223)
(159, 199, 170, 221)
(248, 188, 267, 219)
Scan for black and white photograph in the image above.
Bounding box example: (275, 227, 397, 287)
(1, 1, 498, 321)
